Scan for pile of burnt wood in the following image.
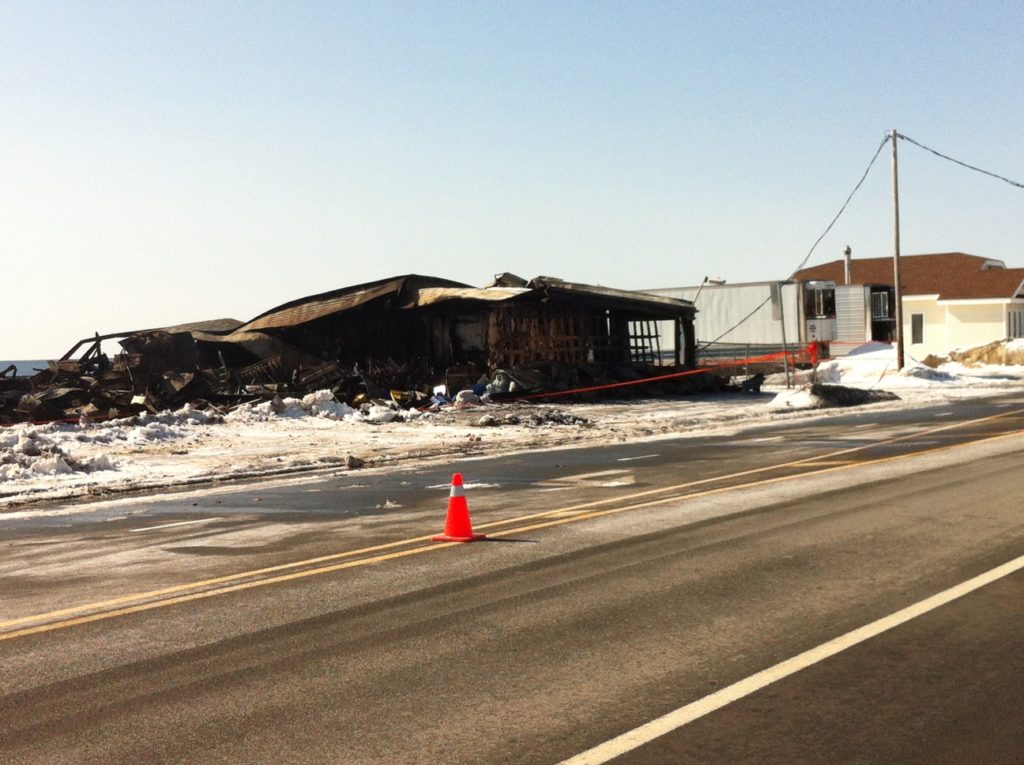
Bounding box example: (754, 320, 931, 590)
(0, 331, 385, 425)
(1, 330, 730, 426)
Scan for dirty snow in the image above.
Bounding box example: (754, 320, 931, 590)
(767, 388, 821, 410)
(2, 342, 1023, 509)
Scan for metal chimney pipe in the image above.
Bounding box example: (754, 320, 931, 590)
(843, 245, 852, 285)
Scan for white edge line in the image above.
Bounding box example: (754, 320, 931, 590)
(558, 553, 1024, 765)
(616, 454, 660, 462)
(131, 517, 223, 533)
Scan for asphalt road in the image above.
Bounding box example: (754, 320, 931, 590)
(1, 393, 1023, 763)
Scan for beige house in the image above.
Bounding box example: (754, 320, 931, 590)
(794, 252, 1024, 359)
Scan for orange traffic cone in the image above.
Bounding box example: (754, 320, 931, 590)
(432, 473, 486, 542)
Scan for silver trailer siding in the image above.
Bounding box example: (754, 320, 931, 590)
(647, 282, 809, 350)
(833, 285, 872, 356)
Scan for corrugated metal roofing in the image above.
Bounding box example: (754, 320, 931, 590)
(193, 273, 695, 345)
(528, 277, 696, 316)
(228, 273, 695, 332)
(413, 287, 529, 305)
(236, 275, 472, 332)
(158, 318, 244, 335)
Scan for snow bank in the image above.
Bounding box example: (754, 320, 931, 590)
(0, 391, 437, 502)
(783, 342, 1024, 390)
(225, 391, 412, 424)
(0, 426, 119, 481)
(767, 388, 823, 410)
(0, 394, 401, 483)
(947, 338, 1024, 367)
(2, 358, 1023, 509)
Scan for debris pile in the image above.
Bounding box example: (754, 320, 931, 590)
(2, 349, 718, 428)
(1, 329, 437, 426)
(768, 383, 901, 410)
(2, 340, 724, 427)
(1, 272, 714, 426)
(1, 331, 217, 425)
(810, 383, 900, 407)
(471, 407, 593, 428)
(947, 339, 1024, 367)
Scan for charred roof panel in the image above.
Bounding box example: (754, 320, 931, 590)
(158, 318, 244, 335)
(238, 274, 473, 332)
(524, 277, 695, 318)
(413, 287, 530, 306)
(227, 273, 692, 334)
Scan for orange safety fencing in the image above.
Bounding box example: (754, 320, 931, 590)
(4, 343, 825, 425)
(514, 343, 821, 401)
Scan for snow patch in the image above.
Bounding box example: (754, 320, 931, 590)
(2, 350, 1023, 510)
(30, 455, 74, 475)
(900, 364, 958, 382)
(768, 389, 823, 410)
(226, 391, 397, 423)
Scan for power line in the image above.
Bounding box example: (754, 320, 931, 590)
(697, 131, 1021, 353)
(897, 132, 1024, 190)
(699, 134, 891, 349)
(788, 134, 891, 278)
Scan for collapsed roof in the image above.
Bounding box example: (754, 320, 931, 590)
(2, 274, 698, 424)
(212, 273, 693, 332)
(184, 273, 696, 373)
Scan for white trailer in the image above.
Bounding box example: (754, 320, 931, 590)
(645, 280, 895, 361)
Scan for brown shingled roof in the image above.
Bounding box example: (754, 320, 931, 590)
(793, 252, 1024, 300)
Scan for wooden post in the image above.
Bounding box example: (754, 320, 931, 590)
(778, 282, 791, 388)
(673, 318, 681, 366)
(682, 318, 695, 368)
(891, 129, 905, 370)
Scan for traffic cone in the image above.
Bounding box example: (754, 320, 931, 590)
(432, 473, 486, 542)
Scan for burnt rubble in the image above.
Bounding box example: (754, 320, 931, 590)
(2, 274, 724, 426)
(0, 343, 722, 426)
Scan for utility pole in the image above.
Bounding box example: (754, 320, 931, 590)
(891, 129, 905, 370)
(778, 283, 791, 388)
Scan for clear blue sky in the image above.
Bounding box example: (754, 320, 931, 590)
(3, 1, 1022, 357)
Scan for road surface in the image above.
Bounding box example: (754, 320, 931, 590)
(1, 393, 1023, 763)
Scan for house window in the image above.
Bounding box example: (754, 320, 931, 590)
(911, 313, 924, 344)
(1009, 311, 1024, 339)
(870, 292, 890, 319)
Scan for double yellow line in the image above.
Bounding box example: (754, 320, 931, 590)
(3, 407, 1022, 642)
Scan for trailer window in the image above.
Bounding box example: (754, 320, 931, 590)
(870, 292, 890, 319)
(804, 287, 836, 319)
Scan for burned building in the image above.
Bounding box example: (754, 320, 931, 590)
(2, 274, 698, 423)
(187, 273, 696, 388)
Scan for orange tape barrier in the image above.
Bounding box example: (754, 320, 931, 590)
(4, 343, 823, 424)
(514, 343, 821, 401)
